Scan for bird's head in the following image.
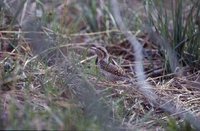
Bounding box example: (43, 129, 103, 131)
(91, 46, 109, 61)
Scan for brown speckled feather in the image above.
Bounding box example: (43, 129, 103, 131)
(98, 60, 126, 77)
(91, 46, 127, 80)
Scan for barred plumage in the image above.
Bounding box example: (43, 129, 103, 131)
(91, 46, 127, 81)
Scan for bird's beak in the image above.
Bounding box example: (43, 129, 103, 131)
(91, 47, 97, 51)
(90, 47, 97, 55)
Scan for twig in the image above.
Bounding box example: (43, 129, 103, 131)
(110, 0, 157, 103)
(110, 0, 200, 130)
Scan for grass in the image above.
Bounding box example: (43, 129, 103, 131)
(0, 0, 200, 130)
(166, 118, 195, 131)
(146, 0, 200, 72)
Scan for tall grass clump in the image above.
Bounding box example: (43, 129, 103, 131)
(79, 0, 114, 32)
(145, 0, 200, 71)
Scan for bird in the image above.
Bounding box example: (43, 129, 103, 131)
(91, 46, 128, 81)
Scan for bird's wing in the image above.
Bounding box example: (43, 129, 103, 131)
(99, 60, 126, 76)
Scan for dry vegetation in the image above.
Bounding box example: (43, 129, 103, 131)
(0, 0, 200, 130)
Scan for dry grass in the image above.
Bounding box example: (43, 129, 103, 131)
(0, 0, 200, 130)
